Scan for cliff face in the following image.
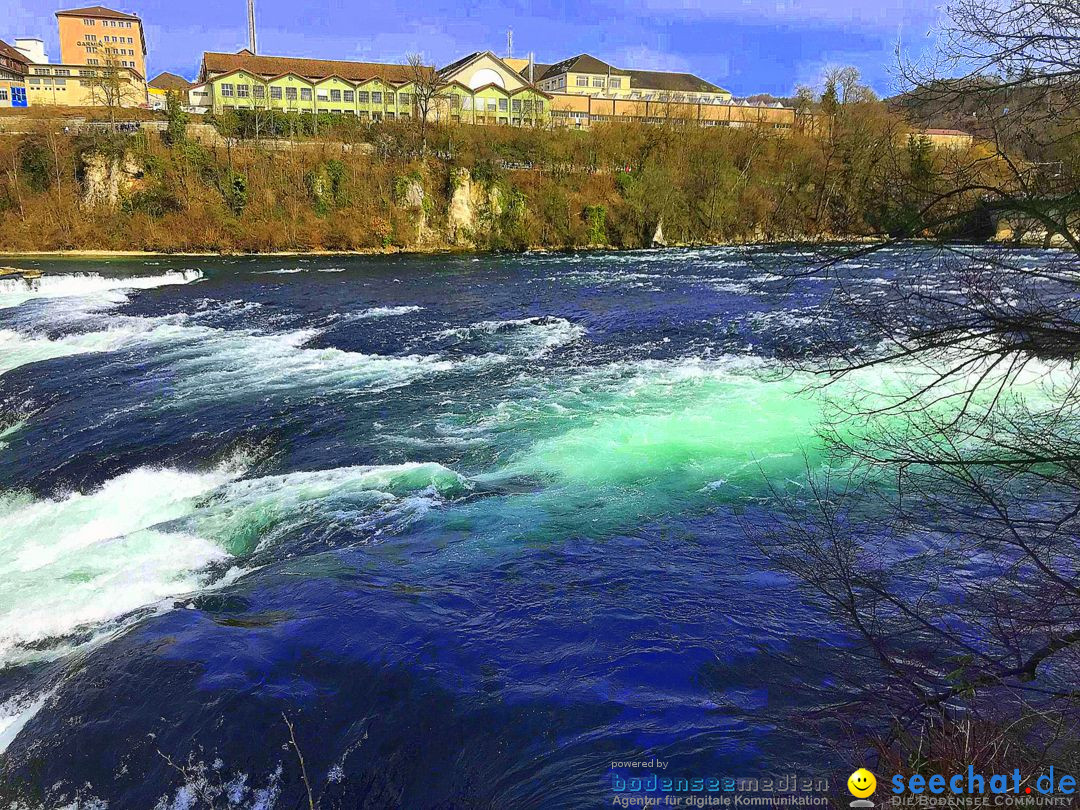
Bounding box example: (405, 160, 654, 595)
(0, 122, 925, 254)
(447, 169, 506, 247)
(80, 151, 145, 209)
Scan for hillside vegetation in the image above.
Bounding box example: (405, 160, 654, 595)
(0, 89, 1009, 254)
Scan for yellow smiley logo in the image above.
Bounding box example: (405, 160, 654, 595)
(848, 768, 876, 798)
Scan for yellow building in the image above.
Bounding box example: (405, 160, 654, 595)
(199, 50, 418, 119)
(148, 71, 192, 110)
(436, 51, 550, 125)
(25, 62, 146, 108)
(545, 92, 798, 131)
(527, 53, 733, 105)
(917, 128, 974, 149)
(56, 5, 147, 77)
(197, 50, 551, 126)
(195, 48, 807, 132)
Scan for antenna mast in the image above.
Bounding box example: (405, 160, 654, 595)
(506, 28, 513, 59)
(247, 0, 257, 53)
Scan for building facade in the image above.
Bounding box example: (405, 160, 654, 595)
(198, 51, 421, 120)
(436, 51, 549, 125)
(530, 53, 733, 105)
(148, 70, 192, 110)
(192, 48, 803, 132)
(0, 39, 29, 107)
(12, 38, 47, 66)
(546, 93, 798, 130)
(197, 50, 551, 127)
(25, 62, 146, 107)
(56, 5, 147, 77)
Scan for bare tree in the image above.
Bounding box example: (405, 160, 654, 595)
(756, 0, 1080, 773)
(85, 66, 144, 131)
(405, 52, 446, 156)
(895, 0, 1080, 249)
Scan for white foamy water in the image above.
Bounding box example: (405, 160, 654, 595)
(0, 465, 239, 668)
(0, 269, 203, 309)
(0, 421, 21, 451)
(0, 327, 140, 375)
(0, 690, 53, 754)
(348, 305, 424, 320)
(162, 326, 453, 402)
(0, 460, 469, 673)
(0, 310, 453, 400)
(438, 317, 585, 358)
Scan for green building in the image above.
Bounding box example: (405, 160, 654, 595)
(196, 49, 549, 126)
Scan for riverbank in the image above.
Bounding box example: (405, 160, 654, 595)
(0, 114, 995, 255)
(2, 235, 1053, 262)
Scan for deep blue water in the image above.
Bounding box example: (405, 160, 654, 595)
(0, 246, 1064, 808)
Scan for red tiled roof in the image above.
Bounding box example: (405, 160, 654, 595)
(149, 71, 193, 91)
(56, 5, 141, 20)
(201, 51, 422, 84)
(0, 39, 29, 69)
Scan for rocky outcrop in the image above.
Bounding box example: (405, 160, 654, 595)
(80, 150, 144, 208)
(992, 212, 1077, 248)
(447, 169, 475, 244)
(446, 168, 505, 246)
(651, 219, 666, 248)
(396, 175, 430, 244)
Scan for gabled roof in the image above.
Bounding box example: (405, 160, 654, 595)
(536, 54, 630, 81)
(438, 50, 536, 86)
(528, 52, 729, 95)
(200, 50, 421, 84)
(0, 39, 29, 71)
(627, 69, 727, 95)
(202, 66, 413, 89)
(56, 5, 140, 20)
(439, 51, 485, 77)
(148, 71, 192, 91)
(524, 63, 552, 81)
(442, 78, 551, 99)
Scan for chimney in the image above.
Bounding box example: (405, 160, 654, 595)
(247, 0, 257, 54)
(528, 51, 534, 84)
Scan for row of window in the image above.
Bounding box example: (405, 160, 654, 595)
(217, 106, 544, 127)
(447, 114, 540, 125)
(219, 106, 412, 121)
(572, 75, 624, 89)
(456, 96, 541, 112)
(549, 110, 792, 127)
(218, 83, 414, 106)
(81, 18, 134, 27)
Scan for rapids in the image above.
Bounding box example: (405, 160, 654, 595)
(0, 247, 1066, 808)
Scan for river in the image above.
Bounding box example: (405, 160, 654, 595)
(0, 246, 1061, 808)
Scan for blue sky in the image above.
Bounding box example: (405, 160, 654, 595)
(7, 0, 944, 96)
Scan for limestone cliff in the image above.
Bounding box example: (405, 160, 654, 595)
(447, 169, 506, 247)
(80, 150, 144, 209)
